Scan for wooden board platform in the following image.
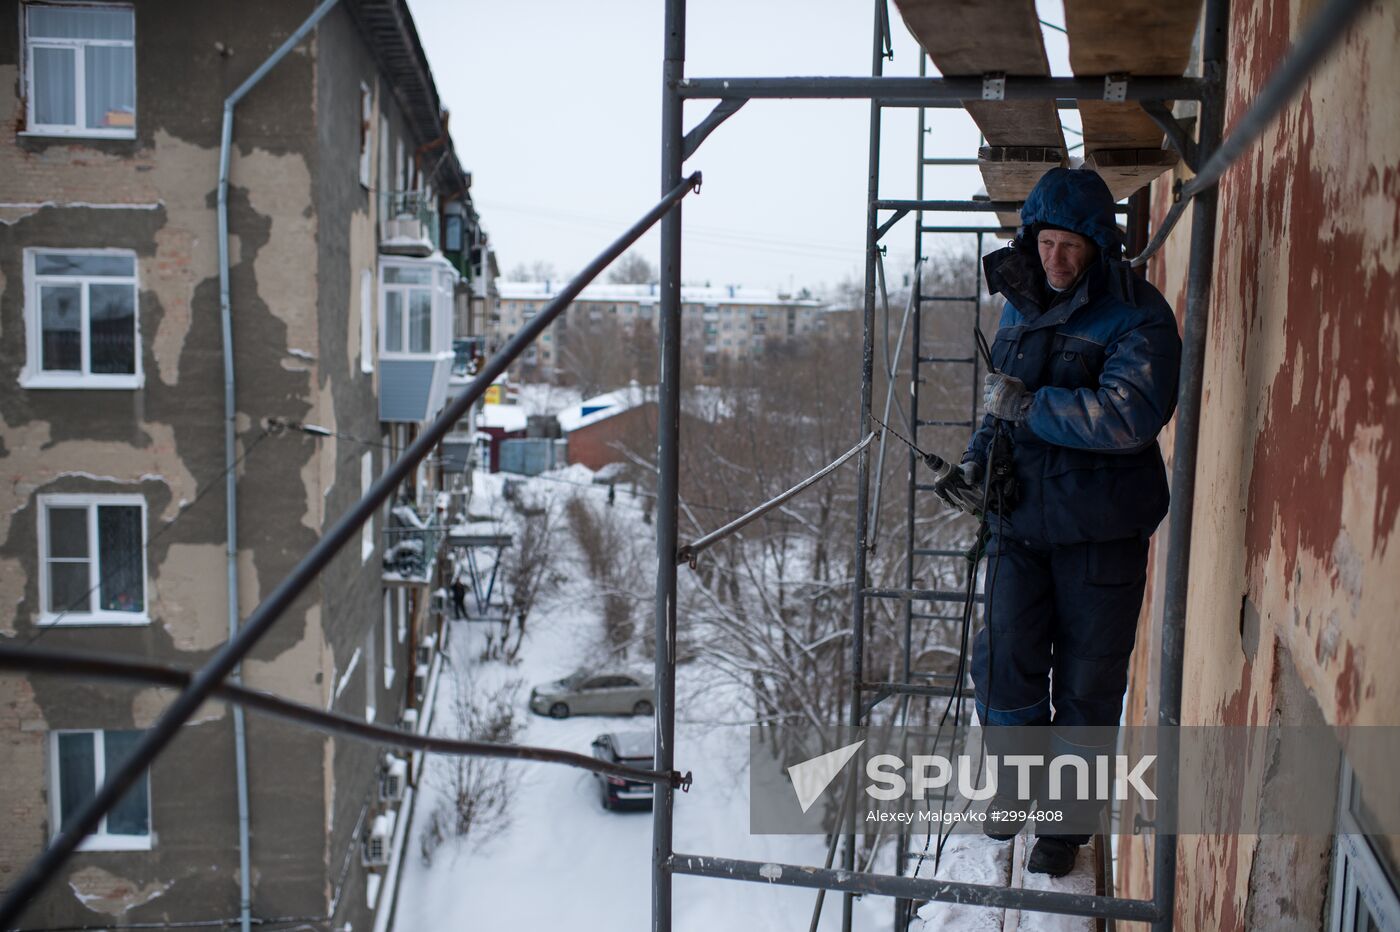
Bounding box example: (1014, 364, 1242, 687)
(979, 146, 1065, 204)
(1063, 0, 1200, 196)
(894, 0, 1050, 75)
(894, 0, 1068, 211)
(1064, 0, 1200, 75)
(1085, 147, 1180, 199)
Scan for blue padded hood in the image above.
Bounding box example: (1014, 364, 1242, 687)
(1019, 168, 1122, 258)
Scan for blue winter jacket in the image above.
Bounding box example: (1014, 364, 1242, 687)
(963, 168, 1182, 545)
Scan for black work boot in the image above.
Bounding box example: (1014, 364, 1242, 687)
(1027, 837, 1079, 877)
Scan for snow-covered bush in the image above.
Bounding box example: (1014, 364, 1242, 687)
(419, 676, 524, 866)
(565, 494, 646, 655)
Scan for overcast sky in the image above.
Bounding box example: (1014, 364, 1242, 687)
(406, 0, 1076, 294)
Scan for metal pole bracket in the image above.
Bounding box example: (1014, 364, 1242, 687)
(981, 72, 1006, 101)
(1104, 73, 1129, 102)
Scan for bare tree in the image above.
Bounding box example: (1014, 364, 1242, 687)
(565, 494, 649, 658)
(556, 313, 634, 396)
(505, 259, 559, 281)
(607, 251, 659, 285)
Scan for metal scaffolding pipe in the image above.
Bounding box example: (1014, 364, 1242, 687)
(652, 0, 687, 928)
(1152, 0, 1229, 926)
(878, 199, 1128, 214)
(0, 644, 687, 788)
(841, 4, 886, 927)
(677, 75, 1208, 102)
(677, 433, 875, 566)
(671, 853, 1162, 922)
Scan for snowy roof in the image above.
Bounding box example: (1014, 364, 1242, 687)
(556, 385, 650, 433)
(478, 403, 527, 432)
(497, 280, 823, 308)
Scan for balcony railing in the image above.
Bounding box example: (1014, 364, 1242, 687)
(380, 190, 439, 257)
(383, 502, 442, 584)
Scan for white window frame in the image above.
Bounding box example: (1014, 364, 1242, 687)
(359, 268, 375, 375)
(358, 82, 373, 188)
(1329, 760, 1400, 930)
(378, 114, 391, 205)
(396, 587, 407, 643)
(378, 258, 452, 359)
(21, 247, 142, 389)
(382, 591, 395, 689)
(36, 493, 148, 626)
(49, 729, 152, 851)
(22, 2, 137, 139)
(364, 622, 377, 723)
(361, 452, 375, 563)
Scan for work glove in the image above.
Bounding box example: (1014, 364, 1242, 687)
(931, 459, 983, 518)
(984, 372, 1033, 422)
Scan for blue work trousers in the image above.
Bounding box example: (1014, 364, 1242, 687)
(972, 533, 1149, 728)
(972, 533, 1150, 843)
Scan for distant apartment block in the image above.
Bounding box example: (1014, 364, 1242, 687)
(490, 281, 851, 381)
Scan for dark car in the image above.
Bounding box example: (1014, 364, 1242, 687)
(591, 731, 655, 811)
(529, 669, 654, 718)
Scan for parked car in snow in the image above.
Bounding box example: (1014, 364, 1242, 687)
(529, 669, 654, 718)
(591, 731, 655, 810)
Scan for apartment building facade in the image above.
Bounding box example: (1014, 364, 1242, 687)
(0, 1, 482, 927)
(491, 281, 847, 382)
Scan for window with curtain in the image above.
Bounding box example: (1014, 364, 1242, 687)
(25, 3, 136, 137)
(51, 729, 152, 850)
(24, 248, 140, 388)
(39, 494, 147, 624)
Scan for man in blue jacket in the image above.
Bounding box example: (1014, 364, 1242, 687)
(934, 168, 1182, 876)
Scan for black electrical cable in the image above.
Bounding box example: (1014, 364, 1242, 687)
(912, 323, 1011, 878)
(0, 643, 690, 790)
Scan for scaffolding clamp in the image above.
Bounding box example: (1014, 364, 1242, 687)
(673, 770, 694, 792)
(981, 72, 1006, 101)
(1104, 73, 1129, 102)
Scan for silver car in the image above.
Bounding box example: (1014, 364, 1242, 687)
(529, 669, 654, 718)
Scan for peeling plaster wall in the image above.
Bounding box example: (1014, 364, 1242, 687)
(0, 1, 396, 927)
(312, 11, 422, 927)
(1117, 1, 1400, 928)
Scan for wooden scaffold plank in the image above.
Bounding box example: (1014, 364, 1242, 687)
(1065, 0, 1201, 198)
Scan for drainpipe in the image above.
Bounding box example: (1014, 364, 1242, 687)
(216, 2, 342, 930)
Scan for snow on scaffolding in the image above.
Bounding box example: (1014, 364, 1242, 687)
(908, 831, 1098, 932)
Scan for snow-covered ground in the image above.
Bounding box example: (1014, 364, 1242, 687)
(394, 466, 893, 931)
